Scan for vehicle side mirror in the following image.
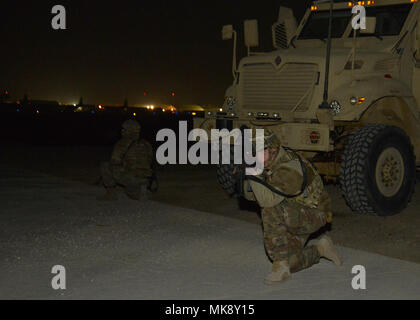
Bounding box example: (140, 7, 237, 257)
(360, 17, 376, 34)
(222, 25, 234, 40)
(272, 6, 297, 49)
(244, 20, 259, 48)
(222, 24, 238, 78)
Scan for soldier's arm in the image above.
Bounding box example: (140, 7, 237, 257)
(110, 139, 131, 166)
(243, 180, 257, 202)
(248, 179, 285, 208)
(247, 160, 303, 208)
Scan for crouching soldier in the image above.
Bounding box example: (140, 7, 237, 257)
(99, 119, 153, 201)
(242, 130, 343, 285)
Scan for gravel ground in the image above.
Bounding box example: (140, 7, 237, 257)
(1, 164, 420, 300)
(2, 143, 420, 264)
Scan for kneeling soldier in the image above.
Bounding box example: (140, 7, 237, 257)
(243, 130, 342, 285)
(99, 119, 153, 201)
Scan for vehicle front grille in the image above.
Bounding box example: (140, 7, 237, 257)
(241, 63, 318, 112)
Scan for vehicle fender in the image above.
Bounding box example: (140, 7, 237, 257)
(332, 77, 413, 122)
(359, 95, 420, 160)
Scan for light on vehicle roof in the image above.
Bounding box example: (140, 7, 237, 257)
(349, 0, 375, 6)
(311, 5, 318, 11)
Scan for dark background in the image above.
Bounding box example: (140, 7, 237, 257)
(0, 0, 310, 106)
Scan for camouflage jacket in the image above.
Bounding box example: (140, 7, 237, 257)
(245, 147, 328, 211)
(111, 137, 153, 178)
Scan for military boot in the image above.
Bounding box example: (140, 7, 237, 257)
(316, 235, 343, 266)
(97, 188, 118, 201)
(264, 261, 291, 285)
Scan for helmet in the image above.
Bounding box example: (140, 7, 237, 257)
(264, 129, 281, 150)
(122, 119, 141, 134)
(253, 129, 281, 152)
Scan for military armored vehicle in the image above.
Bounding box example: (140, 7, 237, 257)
(195, 0, 420, 216)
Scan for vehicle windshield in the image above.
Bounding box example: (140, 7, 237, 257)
(352, 4, 412, 37)
(298, 4, 413, 40)
(299, 9, 352, 40)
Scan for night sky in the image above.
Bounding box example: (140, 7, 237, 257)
(0, 0, 309, 106)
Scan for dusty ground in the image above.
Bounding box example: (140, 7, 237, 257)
(2, 162, 420, 299)
(2, 142, 420, 264)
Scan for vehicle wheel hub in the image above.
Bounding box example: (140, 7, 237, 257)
(375, 147, 404, 198)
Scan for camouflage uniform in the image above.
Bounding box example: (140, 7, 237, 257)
(100, 120, 153, 200)
(245, 131, 333, 274)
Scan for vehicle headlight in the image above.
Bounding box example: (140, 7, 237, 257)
(330, 100, 341, 115)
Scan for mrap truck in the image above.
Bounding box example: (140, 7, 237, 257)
(194, 0, 420, 216)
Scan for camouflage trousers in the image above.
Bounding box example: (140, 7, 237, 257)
(261, 200, 326, 273)
(100, 162, 148, 199)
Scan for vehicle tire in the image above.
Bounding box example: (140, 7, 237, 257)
(340, 124, 416, 216)
(216, 143, 242, 197)
(217, 162, 237, 196)
(217, 125, 250, 197)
